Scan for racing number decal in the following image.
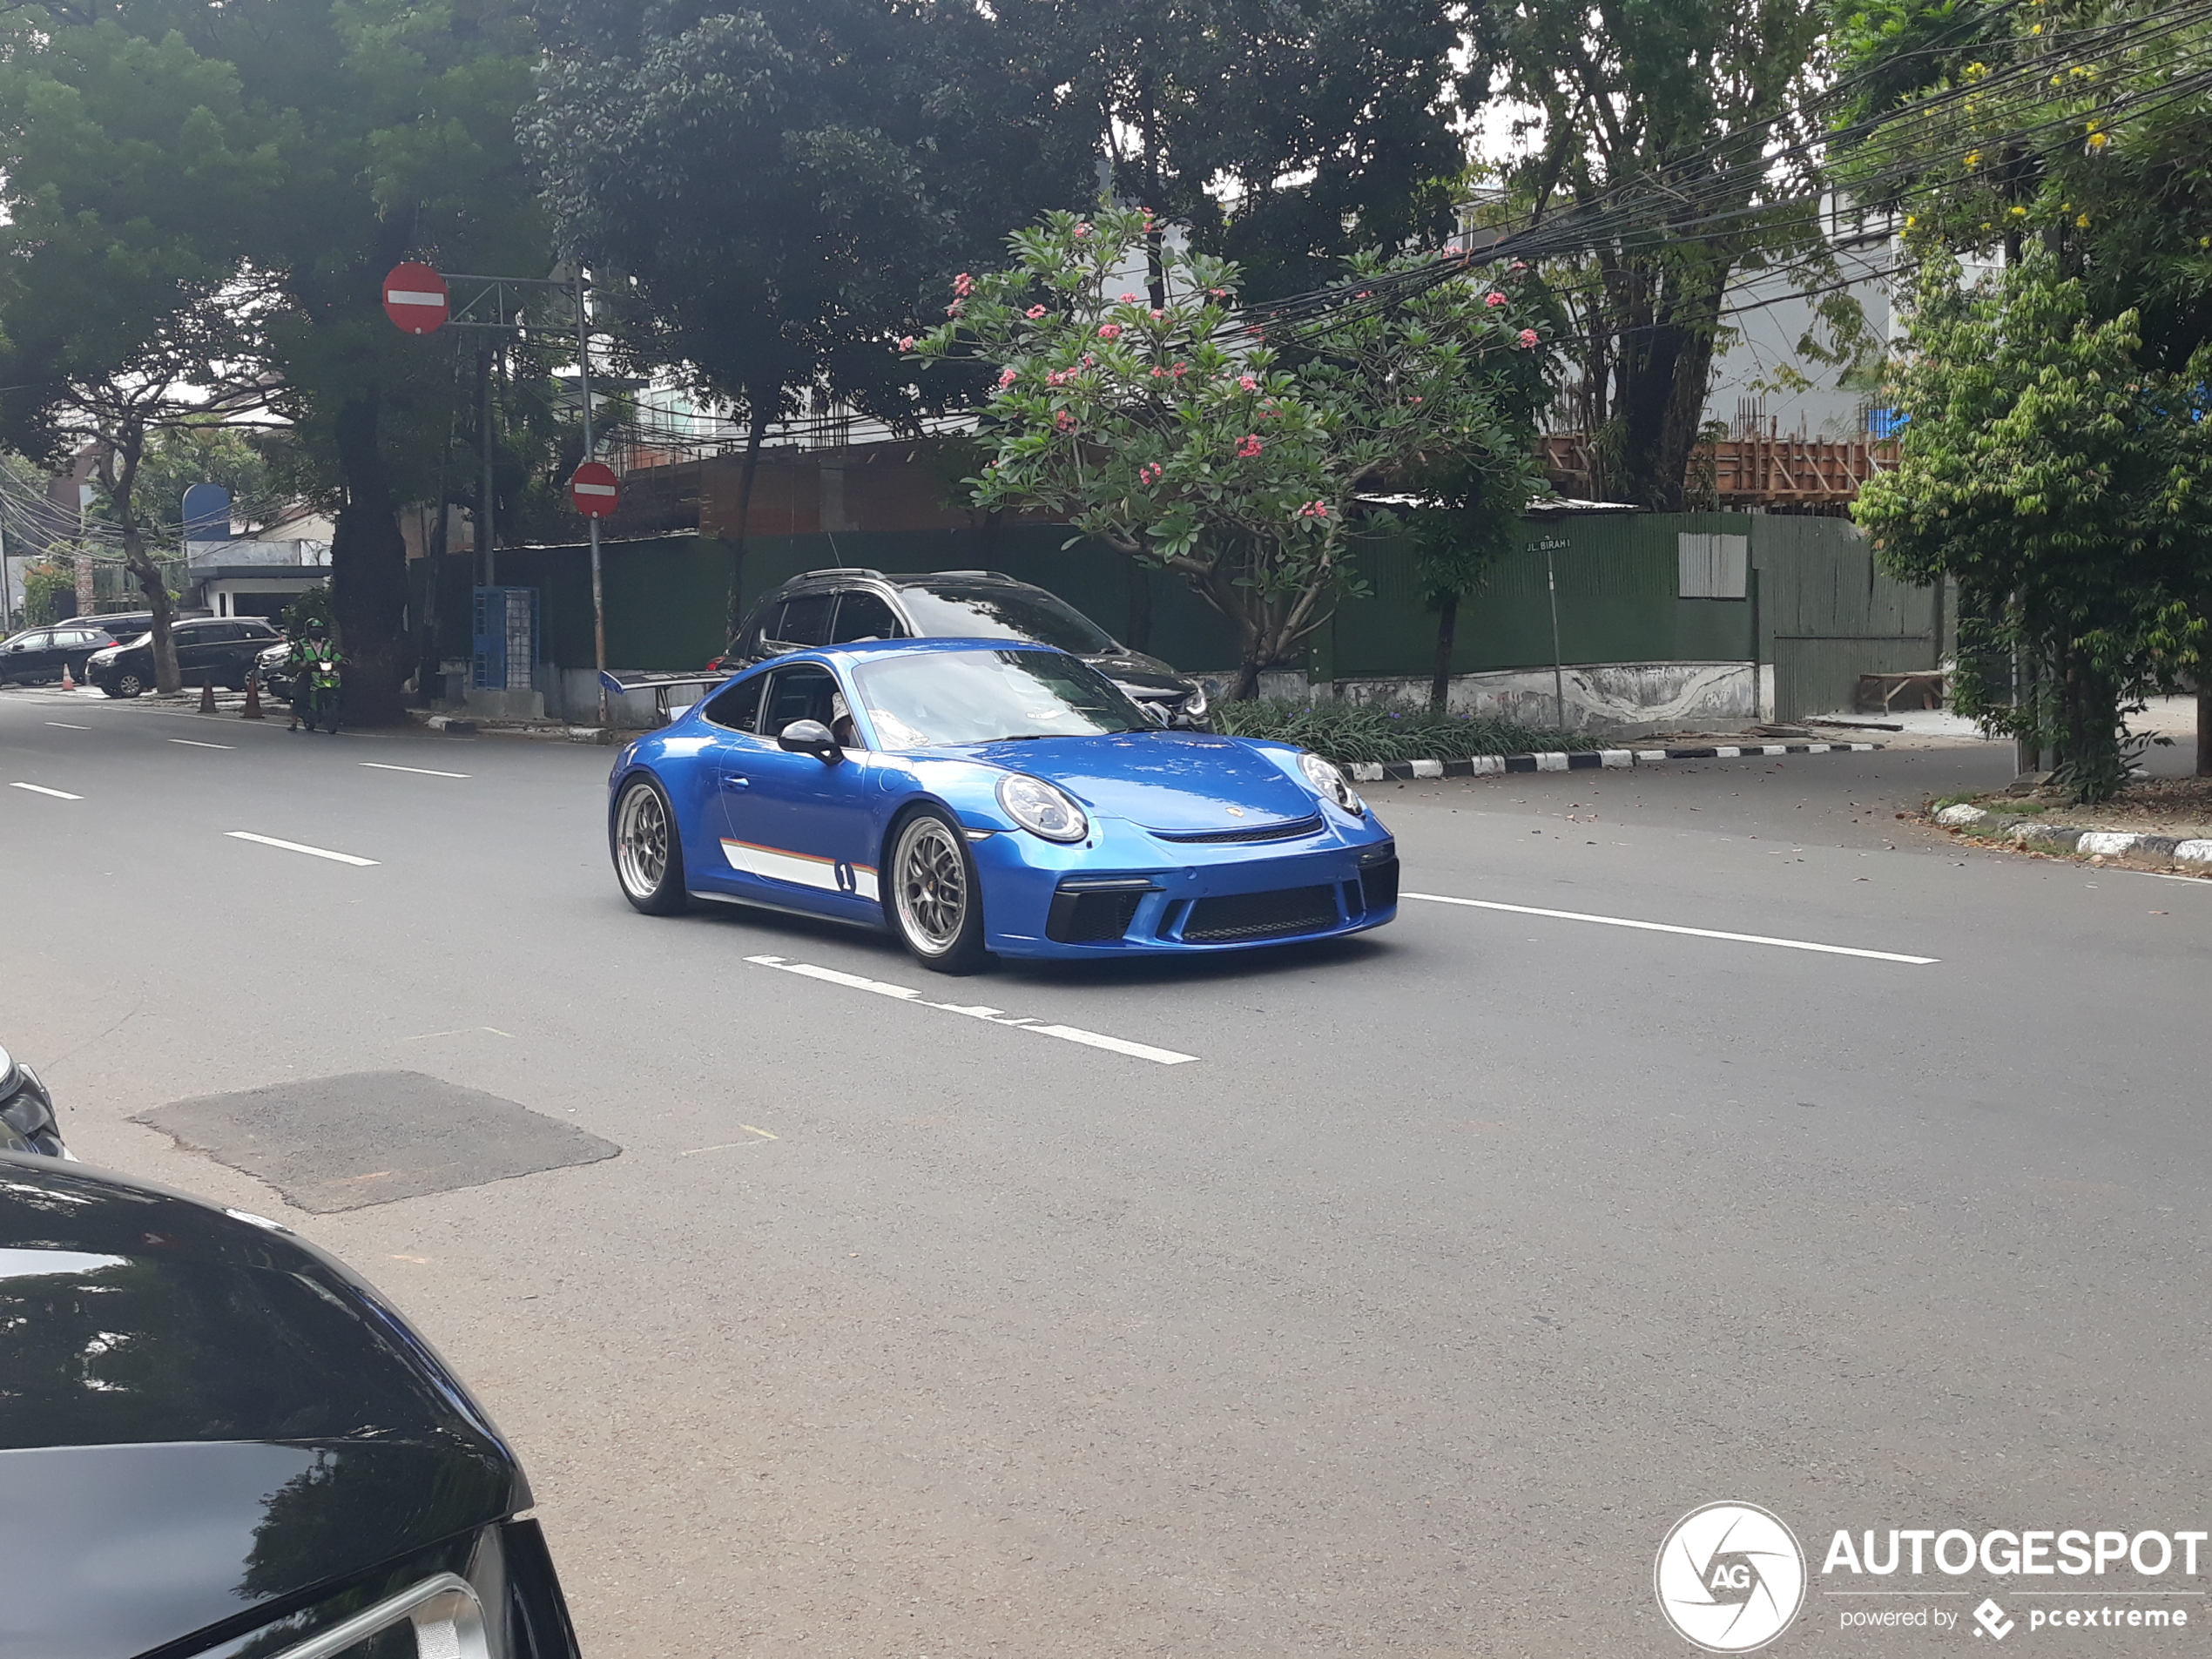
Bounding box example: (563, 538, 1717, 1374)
(834, 861, 857, 895)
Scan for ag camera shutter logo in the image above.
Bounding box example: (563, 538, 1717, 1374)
(1656, 1501, 1807, 1652)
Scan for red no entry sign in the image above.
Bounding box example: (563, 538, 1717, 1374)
(570, 461, 621, 518)
(381, 262, 449, 334)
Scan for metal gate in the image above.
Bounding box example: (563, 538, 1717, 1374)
(1756, 519, 1939, 721)
(471, 585, 539, 691)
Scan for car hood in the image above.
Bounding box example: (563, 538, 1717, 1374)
(954, 733, 1318, 831)
(1081, 651, 1190, 695)
(0, 1438, 513, 1659)
(0, 1156, 523, 1653)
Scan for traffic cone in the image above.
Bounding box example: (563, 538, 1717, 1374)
(240, 674, 265, 720)
(198, 673, 216, 713)
(59, 662, 74, 692)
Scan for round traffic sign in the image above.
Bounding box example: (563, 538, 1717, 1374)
(570, 461, 621, 518)
(381, 262, 448, 334)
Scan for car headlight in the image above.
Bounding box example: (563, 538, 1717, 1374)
(1180, 685, 1209, 718)
(1299, 752, 1365, 817)
(997, 774, 1089, 842)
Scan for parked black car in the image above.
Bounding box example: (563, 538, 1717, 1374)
(716, 569, 1211, 727)
(0, 1150, 583, 1659)
(0, 622, 136, 686)
(86, 616, 280, 698)
(0, 1042, 66, 1157)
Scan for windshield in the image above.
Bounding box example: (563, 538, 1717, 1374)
(853, 649, 1151, 748)
(896, 584, 1118, 655)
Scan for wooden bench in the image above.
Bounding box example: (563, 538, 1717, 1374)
(1854, 671, 1946, 713)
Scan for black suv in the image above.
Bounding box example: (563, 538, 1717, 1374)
(86, 616, 280, 698)
(718, 569, 1210, 726)
(0, 622, 136, 686)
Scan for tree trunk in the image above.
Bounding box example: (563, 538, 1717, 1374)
(1614, 258, 1729, 510)
(330, 389, 411, 725)
(95, 431, 180, 693)
(1429, 592, 1459, 712)
(724, 402, 771, 644)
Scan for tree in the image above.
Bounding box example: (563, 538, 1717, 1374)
(0, 19, 275, 689)
(526, 0, 1094, 636)
(1854, 255, 2212, 800)
(0, 0, 549, 722)
(1834, 0, 2212, 777)
(1474, 0, 1839, 508)
(915, 206, 1551, 700)
(1029, 0, 1472, 300)
(1406, 451, 1545, 710)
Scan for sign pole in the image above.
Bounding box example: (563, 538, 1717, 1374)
(574, 273, 609, 727)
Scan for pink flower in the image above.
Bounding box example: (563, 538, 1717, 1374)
(944, 301, 962, 317)
(1082, 354, 1095, 366)
(1025, 305, 1047, 320)
(997, 367, 1017, 388)
(1055, 410, 1076, 430)
(1236, 435, 1263, 458)
(1510, 260, 1528, 273)
(1046, 368, 1072, 387)
(1150, 308, 1164, 320)
(1120, 292, 1139, 303)
(1073, 222, 1091, 238)
(1138, 462, 1163, 484)
(898, 336, 915, 351)
(1297, 500, 1329, 519)
(1485, 292, 1507, 307)
(1238, 374, 1258, 392)
(1150, 367, 1166, 379)
(1170, 363, 1187, 378)
(1517, 328, 1539, 348)
(1097, 323, 1122, 340)
(1208, 287, 1227, 299)
(1409, 395, 1423, 404)
(954, 272, 974, 297)
(1443, 245, 1463, 256)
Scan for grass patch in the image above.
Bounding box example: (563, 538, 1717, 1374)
(1211, 699, 1602, 765)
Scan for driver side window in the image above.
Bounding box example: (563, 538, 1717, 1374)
(759, 664, 843, 738)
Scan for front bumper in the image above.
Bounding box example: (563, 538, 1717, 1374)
(974, 813, 1397, 958)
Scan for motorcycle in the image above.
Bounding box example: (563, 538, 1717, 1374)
(293, 656, 341, 733)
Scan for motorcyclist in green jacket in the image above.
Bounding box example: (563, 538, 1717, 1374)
(286, 624, 344, 733)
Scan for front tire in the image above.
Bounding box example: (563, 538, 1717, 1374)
(887, 808, 988, 974)
(111, 670, 146, 698)
(613, 775, 690, 915)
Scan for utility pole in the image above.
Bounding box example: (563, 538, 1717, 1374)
(575, 274, 609, 727)
(476, 344, 496, 587)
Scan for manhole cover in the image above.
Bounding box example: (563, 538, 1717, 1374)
(137, 1069, 620, 1213)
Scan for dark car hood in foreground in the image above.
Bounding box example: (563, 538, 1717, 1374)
(0, 1439, 513, 1659)
(954, 732, 1318, 831)
(0, 1155, 523, 1658)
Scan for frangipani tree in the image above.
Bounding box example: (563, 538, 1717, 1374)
(910, 207, 1548, 698)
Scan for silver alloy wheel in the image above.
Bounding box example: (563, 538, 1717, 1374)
(615, 781, 670, 900)
(894, 816, 968, 955)
(116, 671, 145, 697)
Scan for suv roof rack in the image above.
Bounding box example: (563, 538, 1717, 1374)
(894, 569, 1010, 582)
(788, 566, 888, 582)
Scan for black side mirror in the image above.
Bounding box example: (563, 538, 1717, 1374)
(778, 718, 842, 763)
(1140, 700, 1170, 727)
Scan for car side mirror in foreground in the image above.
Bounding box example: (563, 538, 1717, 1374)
(778, 718, 842, 763)
(1140, 701, 1170, 727)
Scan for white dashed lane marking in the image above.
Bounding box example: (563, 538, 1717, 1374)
(1404, 892, 1939, 965)
(169, 738, 233, 750)
(10, 781, 81, 800)
(45, 722, 90, 731)
(226, 831, 380, 867)
(361, 762, 471, 779)
(745, 954, 1199, 1065)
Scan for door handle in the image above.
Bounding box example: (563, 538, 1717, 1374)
(721, 773, 750, 789)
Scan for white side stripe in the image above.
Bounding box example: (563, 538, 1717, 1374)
(722, 839, 879, 901)
(1404, 892, 1938, 964)
(745, 954, 1197, 1064)
(226, 831, 380, 867)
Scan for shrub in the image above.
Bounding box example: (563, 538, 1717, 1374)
(1211, 698, 1600, 764)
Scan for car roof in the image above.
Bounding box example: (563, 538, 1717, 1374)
(770, 568, 1031, 595)
(760, 636, 1063, 666)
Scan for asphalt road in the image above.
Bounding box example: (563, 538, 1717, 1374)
(3, 686, 2208, 1657)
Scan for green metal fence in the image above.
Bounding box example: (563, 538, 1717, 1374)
(462, 510, 1936, 718)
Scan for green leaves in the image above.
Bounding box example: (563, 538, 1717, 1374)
(917, 204, 1548, 684)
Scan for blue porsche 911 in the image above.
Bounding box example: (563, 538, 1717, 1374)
(605, 638, 1397, 974)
